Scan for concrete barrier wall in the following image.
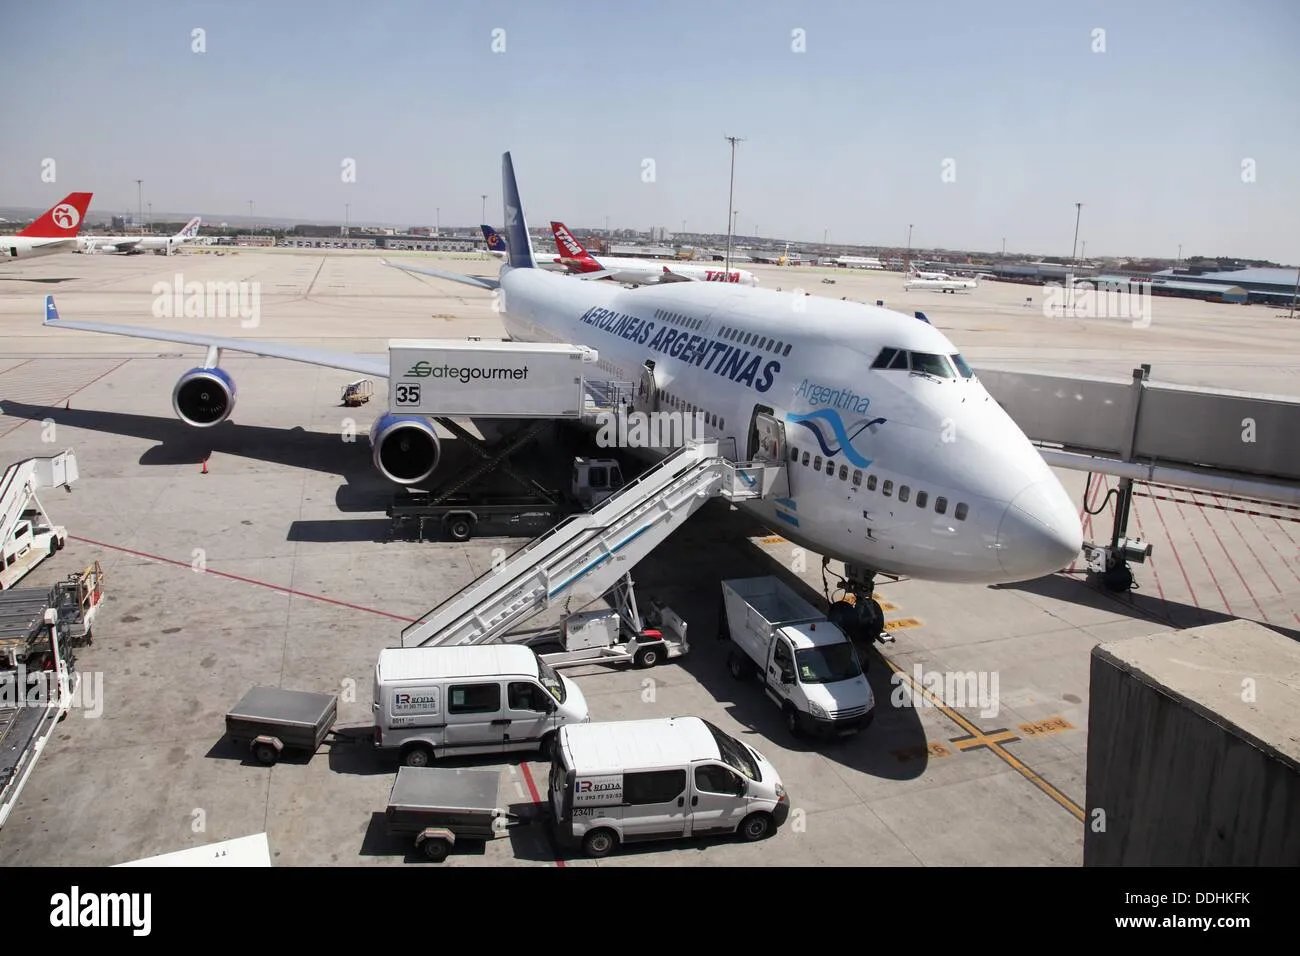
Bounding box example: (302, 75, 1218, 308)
(978, 367, 1300, 482)
(1084, 620, 1300, 865)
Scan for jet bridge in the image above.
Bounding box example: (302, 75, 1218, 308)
(400, 438, 786, 648)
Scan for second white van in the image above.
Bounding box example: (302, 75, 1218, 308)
(373, 644, 589, 766)
(549, 716, 789, 858)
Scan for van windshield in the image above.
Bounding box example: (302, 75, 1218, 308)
(537, 658, 567, 704)
(702, 719, 759, 781)
(795, 645, 862, 684)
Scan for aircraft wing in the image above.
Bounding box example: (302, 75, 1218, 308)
(41, 296, 389, 378)
(35, 239, 79, 252)
(107, 238, 143, 252)
(381, 258, 499, 290)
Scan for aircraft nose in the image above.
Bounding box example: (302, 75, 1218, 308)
(995, 479, 1083, 580)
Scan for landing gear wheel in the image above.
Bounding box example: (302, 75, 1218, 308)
(863, 599, 885, 642)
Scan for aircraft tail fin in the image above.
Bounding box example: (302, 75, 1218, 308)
(500, 153, 535, 269)
(480, 224, 508, 254)
(19, 192, 94, 239)
(177, 216, 201, 239)
(551, 221, 602, 272)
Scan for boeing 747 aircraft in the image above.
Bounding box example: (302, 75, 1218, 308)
(40, 153, 1082, 640)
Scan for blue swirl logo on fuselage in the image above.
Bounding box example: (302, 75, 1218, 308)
(787, 410, 886, 468)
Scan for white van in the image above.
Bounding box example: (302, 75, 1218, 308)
(549, 716, 789, 858)
(373, 644, 589, 766)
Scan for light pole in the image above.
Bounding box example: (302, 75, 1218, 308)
(135, 180, 142, 232)
(481, 194, 487, 224)
(906, 224, 913, 271)
(435, 208, 440, 236)
(724, 135, 744, 276)
(1177, 244, 1182, 267)
(344, 203, 349, 237)
(1081, 240, 1087, 260)
(681, 219, 686, 235)
(147, 202, 152, 233)
(1001, 237, 1006, 259)
(248, 200, 254, 227)
(1070, 202, 1083, 269)
(605, 216, 610, 234)
(1288, 263, 1300, 320)
(823, 228, 828, 245)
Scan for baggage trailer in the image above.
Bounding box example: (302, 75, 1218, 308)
(385, 766, 534, 862)
(224, 687, 339, 766)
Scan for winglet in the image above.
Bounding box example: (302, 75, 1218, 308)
(45, 295, 59, 324)
(914, 311, 931, 324)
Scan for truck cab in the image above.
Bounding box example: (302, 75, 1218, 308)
(571, 458, 624, 510)
(2, 510, 66, 590)
(761, 621, 873, 738)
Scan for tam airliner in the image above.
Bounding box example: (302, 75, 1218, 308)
(2, 193, 94, 261)
(552, 221, 760, 287)
(40, 153, 1081, 639)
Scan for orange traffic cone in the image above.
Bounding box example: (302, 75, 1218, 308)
(201, 459, 208, 475)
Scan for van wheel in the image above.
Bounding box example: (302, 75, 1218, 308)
(539, 733, 556, 759)
(784, 705, 803, 738)
(446, 518, 473, 542)
(582, 828, 618, 859)
(739, 812, 774, 842)
(727, 651, 746, 680)
(403, 744, 434, 767)
(634, 645, 661, 668)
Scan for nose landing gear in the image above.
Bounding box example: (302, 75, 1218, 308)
(824, 559, 891, 645)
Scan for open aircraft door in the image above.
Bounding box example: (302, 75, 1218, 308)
(634, 360, 659, 414)
(742, 406, 791, 499)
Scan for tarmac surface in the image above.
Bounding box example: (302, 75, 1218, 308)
(0, 248, 1296, 866)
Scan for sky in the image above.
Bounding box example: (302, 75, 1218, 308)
(3, 0, 1298, 261)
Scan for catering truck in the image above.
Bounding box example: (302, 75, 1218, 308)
(387, 340, 597, 418)
(719, 577, 874, 739)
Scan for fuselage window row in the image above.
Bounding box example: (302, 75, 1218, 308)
(789, 445, 967, 520)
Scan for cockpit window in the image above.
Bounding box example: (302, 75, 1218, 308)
(871, 348, 898, 369)
(950, 353, 974, 378)
(887, 350, 909, 370)
(910, 352, 955, 378)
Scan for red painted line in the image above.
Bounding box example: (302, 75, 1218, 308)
(1170, 492, 1232, 617)
(1244, 511, 1300, 627)
(518, 762, 564, 868)
(71, 534, 419, 623)
(0, 358, 133, 439)
(1134, 489, 1299, 523)
(1191, 490, 1268, 623)
(1146, 476, 1207, 624)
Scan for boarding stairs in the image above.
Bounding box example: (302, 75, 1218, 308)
(1, 450, 77, 552)
(400, 438, 786, 647)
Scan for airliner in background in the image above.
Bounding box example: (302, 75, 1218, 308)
(84, 216, 202, 256)
(904, 274, 979, 293)
(1, 192, 94, 261)
(480, 225, 567, 272)
(39, 152, 1082, 641)
(552, 221, 760, 287)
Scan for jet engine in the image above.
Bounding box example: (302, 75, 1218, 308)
(172, 367, 237, 427)
(370, 412, 441, 486)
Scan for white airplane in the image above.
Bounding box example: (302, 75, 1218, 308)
(552, 221, 760, 287)
(909, 265, 953, 280)
(904, 274, 979, 293)
(39, 152, 1081, 640)
(2, 193, 94, 262)
(84, 216, 202, 255)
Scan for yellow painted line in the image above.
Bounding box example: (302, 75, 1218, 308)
(951, 729, 1019, 752)
(883, 617, 922, 631)
(885, 660, 1085, 822)
(1019, 716, 1076, 738)
(758, 535, 785, 544)
(876, 601, 898, 613)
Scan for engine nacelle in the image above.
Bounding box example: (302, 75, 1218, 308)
(370, 412, 441, 486)
(172, 367, 237, 427)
